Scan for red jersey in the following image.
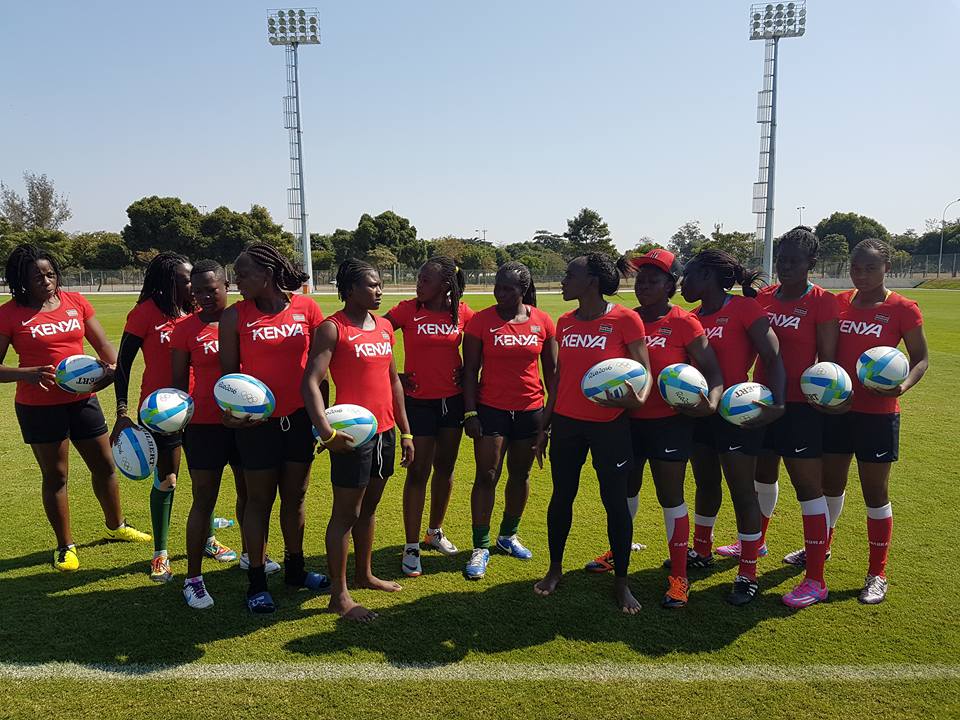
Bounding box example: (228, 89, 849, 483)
(695, 295, 767, 388)
(753, 284, 839, 403)
(124, 299, 191, 408)
(465, 305, 556, 412)
(630, 305, 705, 420)
(170, 315, 221, 424)
(387, 299, 474, 400)
(327, 311, 396, 432)
(235, 294, 323, 417)
(0, 291, 96, 406)
(835, 290, 922, 414)
(555, 304, 646, 422)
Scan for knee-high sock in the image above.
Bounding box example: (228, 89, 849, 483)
(800, 496, 829, 585)
(738, 531, 762, 580)
(663, 504, 689, 580)
(150, 484, 175, 554)
(825, 493, 845, 550)
(866, 503, 893, 578)
(692, 513, 716, 557)
(754, 480, 778, 543)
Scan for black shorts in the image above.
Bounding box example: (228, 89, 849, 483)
(144, 425, 183, 451)
(823, 412, 900, 463)
(329, 428, 396, 488)
(405, 394, 464, 436)
(762, 402, 824, 459)
(15, 396, 107, 445)
(234, 407, 316, 471)
(630, 415, 695, 462)
(476, 404, 543, 441)
(693, 414, 764, 456)
(549, 413, 634, 474)
(183, 424, 241, 471)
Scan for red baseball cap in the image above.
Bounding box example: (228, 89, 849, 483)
(628, 248, 677, 276)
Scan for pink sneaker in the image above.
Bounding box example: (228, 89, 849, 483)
(782, 578, 828, 608)
(715, 539, 769, 558)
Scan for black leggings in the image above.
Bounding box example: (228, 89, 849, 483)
(547, 413, 633, 577)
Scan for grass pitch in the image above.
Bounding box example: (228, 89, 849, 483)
(0, 290, 957, 718)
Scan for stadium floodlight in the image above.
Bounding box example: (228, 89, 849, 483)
(940, 197, 960, 278)
(749, 1, 806, 281)
(267, 8, 321, 292)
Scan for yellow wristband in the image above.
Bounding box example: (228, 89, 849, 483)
(319, 429, 337, 445)
(463, 411, 478, 420)
(400, 433, 414, 440)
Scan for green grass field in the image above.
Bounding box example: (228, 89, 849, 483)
(1, 290, 958, 718)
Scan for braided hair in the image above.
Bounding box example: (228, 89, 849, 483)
(243, 242, 308, 292)
(582, 252, 620, 296)
(335, 258, 377, 301)
(851, 238, 892, 264)
(137, 251, 193, 317)
(421, 255, 466, 326)
(5, 244, 62, 306)
(496, 261, 537, 307)
(190, 258, 226, 283)
(777, 225, 819, 263)
(690, 249, 763, 298)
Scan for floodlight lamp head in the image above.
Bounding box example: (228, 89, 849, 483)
(749, 0, 806, 39)
(266, 8, 321, 45)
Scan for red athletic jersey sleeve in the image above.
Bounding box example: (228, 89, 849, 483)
(696, 295, 766, 388)
(387, 299, 473, 400)
(465, 305, 555, 411)
(835, 290, 923, 414)
(327, 311, 396, 432)
(754, 284, 839, 403)
(554, 304, 646, 422)
(0, 291, 96, 406)
(236, 294, 323, 418)
(123, 299, 190, 407)
(170, 315, 220, 424)
(630, 305, 704, 419)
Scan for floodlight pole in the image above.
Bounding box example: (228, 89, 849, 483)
(940, 198, 960, 278)
(762, 36, 780, 282)
(290, 42, 312, 293)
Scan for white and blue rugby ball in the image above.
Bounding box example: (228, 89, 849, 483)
(856, 346, 909, 391)
(139, 388, 194, 435)
(801, 361, 853, 407)
(719, 382, 774, 426)
(55, 354, 105, 393)
(658, 363, 708, 408)
(214, 373, 276, 420)
(112, 425, 158, 481)
(581, 358, 648, 404)
(320, 404, 379, 448)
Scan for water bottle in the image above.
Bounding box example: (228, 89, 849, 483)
(213, 517, 235, 529)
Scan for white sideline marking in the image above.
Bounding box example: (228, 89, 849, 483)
(1, 662, 958, 683)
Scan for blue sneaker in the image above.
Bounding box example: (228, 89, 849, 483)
(496, 534, 533, 560)
(303, 571, 331, 592)
(464, 548, 490, 580)
(247, 590, 276, 614)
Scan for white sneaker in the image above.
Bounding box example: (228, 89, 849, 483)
(401, 547, 422, 577)
(859, 574, 888, 605)
(240, 553, 281, 575)
(423, 528, 458, 556)
(183, 578, 214, 609)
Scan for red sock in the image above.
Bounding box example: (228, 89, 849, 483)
(867, 504, 893, 577)
(664, 506, 689, 579)
(759, 515, 771, 545)
(738, 532, 761, 580)
(692, 514, 715, 557)
(800, 497, 829, 586)
(826, 527, 835, 552)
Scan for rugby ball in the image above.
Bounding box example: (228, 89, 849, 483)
(55, 354, 105, 393)
(658, 363, 708, 408)
(139, 388, 194, 435)
(719, 382, 774, 426)
(112, 425, 158, 481)
(581, 358, 648, 404)
(856, 346, 909, 391)
(214, 373, 276, 420)
(800, 361, 853, 408)
(321, 404, 379, 448)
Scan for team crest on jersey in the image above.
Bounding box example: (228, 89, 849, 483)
(66, 309, 78, 317)
(598, 324, 613, 334)
(293, 313, 306, 322)
(716, 317, 729, 325)
(531, 325, 540, 332)
(793, 307, 808, 316)
(875, 313, 890, 324)
(381, 330, 390, 340)
(658, 327, 673, 336)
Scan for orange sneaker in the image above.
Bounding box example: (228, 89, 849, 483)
(584, 550, 614, 573)
(662, 575, 689, 609)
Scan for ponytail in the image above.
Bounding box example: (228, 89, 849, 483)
(693, 249, 763, 298)
(496, 261, 537, 307)
(423, 255, 465, 326)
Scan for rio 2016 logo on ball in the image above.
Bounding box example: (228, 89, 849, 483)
(719, 382, 774, 426)
(319, 404, 378, 447)
(856, 346, 909, 391)
(139, 388, 194, 435)
(658, 363, 708, 408)
(214, 373, 276, 420)
(112, 425, 158, 481)
(581, 358, 648, 404)
(55, 354, 105, 393)
(801, 361, 853, 407)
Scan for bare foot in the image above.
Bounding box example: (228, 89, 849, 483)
(615, 579, 641, 615)
(355, 575, 403, 592)
(328, 592, 378, 622)
(534, 567, 562, 596)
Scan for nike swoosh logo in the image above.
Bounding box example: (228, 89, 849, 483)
(197, 334, 211, 341)
(245, 319, 267, 327)
(728, 445, 742, 452)
(795, 447, 808, 453)
(489, 326, 504, 333)
(20, 318, 37, 326)
(875, 451, 888, 458)
(413, 316, 427, 322)
(560, 326, 573, 333)
(664, 448, 678, 454)
(154, 323, 170, 331)
(616, 460, 628, 468)
(348, 333, 362, 341)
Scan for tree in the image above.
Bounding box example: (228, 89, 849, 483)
(429, 236, 469, 262)
(890, 229, 919, 255)
(353, 210, 419, 265)
(814, 212, 890, 254)
(69, 231, 132, 269)
(631, 236, 664, 255)
(0, 172, 72, 231)
(532, 228, 570, 257)
(564, 208, 617, 256)
(699, 225, 756, 265)
(366, 245, 398, 269)
(820, 233, 849, 260)
(669, 221, 707, 265)
(915, 221, 960, 256)
(122, 196, 204, 258)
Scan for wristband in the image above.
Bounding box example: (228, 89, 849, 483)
(400, 433, 414, 440)
(463, 410, 478, 420)
(319, 428, 337, 445)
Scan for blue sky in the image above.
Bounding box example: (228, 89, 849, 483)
(2, 1, 958, 251)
